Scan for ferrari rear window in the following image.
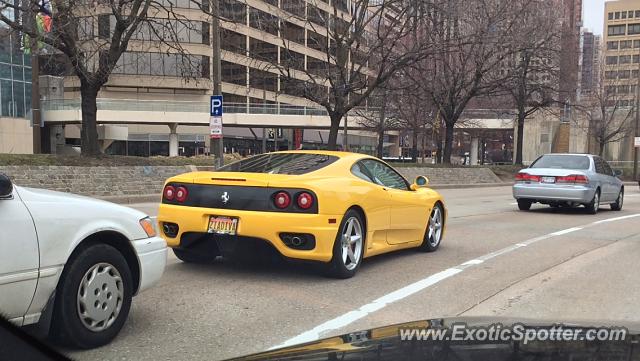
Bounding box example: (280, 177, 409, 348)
(219, 153, 339, 175)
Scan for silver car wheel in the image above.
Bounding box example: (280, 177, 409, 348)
(428, 207, 443, 247)
(593, 192, 600, 212)
(341, 217, 363, 271)
(77, 262, 123, 332)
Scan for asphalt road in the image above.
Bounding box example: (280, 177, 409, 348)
(64, 185, 640, 360)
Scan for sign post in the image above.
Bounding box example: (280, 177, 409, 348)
(210, 95, 223, 165)
(635, 137, 640, 148)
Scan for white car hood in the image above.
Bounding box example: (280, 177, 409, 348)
(16, 186, 147, 220)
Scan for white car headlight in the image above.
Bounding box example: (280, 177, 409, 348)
(139, 217, 157, 238)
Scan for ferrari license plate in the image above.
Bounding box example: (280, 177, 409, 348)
(541, 176, 556, 183)
(208, 216, 238, 235)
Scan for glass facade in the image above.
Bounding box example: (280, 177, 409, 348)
(0, 31, 32, 118)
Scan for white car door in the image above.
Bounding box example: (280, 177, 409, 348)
(0, 184, 40, 325)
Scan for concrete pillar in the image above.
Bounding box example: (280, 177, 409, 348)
(169, 124, 179, 157)
(470, 136, 479, 166)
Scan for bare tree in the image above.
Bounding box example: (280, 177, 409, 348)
(414, 0, 533, 164)
(500, 0, 561, 165)
(254, 0, 432, 150)
(574, 57, 635, 156)
(0, 0, 207, 155)
(355, 88, 402, 158)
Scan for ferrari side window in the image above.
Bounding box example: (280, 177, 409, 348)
(351, 163, 374, 183)
(361, 160, 409, 191)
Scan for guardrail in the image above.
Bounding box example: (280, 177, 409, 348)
(41, 99, 378, 116)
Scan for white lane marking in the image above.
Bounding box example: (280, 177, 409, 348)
(626, 194, 639, 198)
(461, 259, 484, 266)
(550, 227, 582, 236)
(274, 268, 462, 348)
(593, 213, 640, 224)
(272, 213, 640, 349)
(510, 202, 518, 205)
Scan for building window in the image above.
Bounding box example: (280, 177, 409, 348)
(633, 70, 639, 78)
(628, 23, 640, 35)
(635, 40, 640, 48)
(619, 70, 630, 79)
(282, 22, 305, 45)
(608, 25, 626, 36)
(620, 40, 632, 49)
(281, 0, 305, 18)
(607, 41, 619, 50)
(280, 49, 305, 71)
(249, 38, 278, 63)
(636, 10, 640, 18)
(622, 11, 627, 19)
(249, 7, 279, 36)
(634, 54, 640, 64)
(630, 11, 635, 18)
(221, 30, 246, 55)
(220, 0, 246, 22)
(617, 85, 629, 94)
(615, 12, 620, 19)
(605, 71, 617, 79)
(619, 55, 631, 64)
(221, 61, 246, 85)
(608, 12, 614, 20)
(606, 56, 618, 65)
(248, 68, 278, 92)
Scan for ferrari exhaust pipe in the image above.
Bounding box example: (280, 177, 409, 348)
(291, 236, 303, 247)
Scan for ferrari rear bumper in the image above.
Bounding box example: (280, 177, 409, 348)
(157, 204, 341, 262)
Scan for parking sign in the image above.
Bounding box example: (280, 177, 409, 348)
(210, 95, 223, 116)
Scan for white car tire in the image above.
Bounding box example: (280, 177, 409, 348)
(51, 243, 133, 349)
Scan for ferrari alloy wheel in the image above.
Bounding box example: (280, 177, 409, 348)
(326, 210, 365, 279)
(51, 244, 132, 349)
(418, 204, 444, 252)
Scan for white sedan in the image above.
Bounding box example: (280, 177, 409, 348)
(0, 173, 167, 348)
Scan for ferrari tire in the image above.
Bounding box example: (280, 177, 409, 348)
(418, 204, 444, 252)
(51, 244, 132, 349)
(325, 210, 365, 279)
(173, 248, 216, 263)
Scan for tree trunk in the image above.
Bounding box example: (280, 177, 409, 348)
(327, 113, 342, 150)
(377, 126, 385, 159)
(411, 129, 418, 162)
(442, 122, 455, 164)
(80, 83, 100, 156)
(515, 113, 526, 165)
(598, 141, 605, 157)
(376, 99, 387, 158)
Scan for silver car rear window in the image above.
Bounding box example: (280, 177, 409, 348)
(530, 155, 590, 170)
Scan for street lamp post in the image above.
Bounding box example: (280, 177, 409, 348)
(634, 45, 640, 180)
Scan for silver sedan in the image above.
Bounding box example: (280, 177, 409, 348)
(512, 153, 624, 214)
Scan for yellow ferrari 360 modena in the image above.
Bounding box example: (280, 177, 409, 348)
(157, 151, 446, 278)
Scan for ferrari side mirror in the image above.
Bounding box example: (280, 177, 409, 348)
(411, 175, 429, 190)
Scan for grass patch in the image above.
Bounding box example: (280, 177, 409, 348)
(0, 153, 243, 167)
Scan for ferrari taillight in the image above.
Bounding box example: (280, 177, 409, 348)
(163, 185, 176, 201)
(274, 191, 291, 209)
(296, 192, 314, 209)
(175, 186, 188, 202)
